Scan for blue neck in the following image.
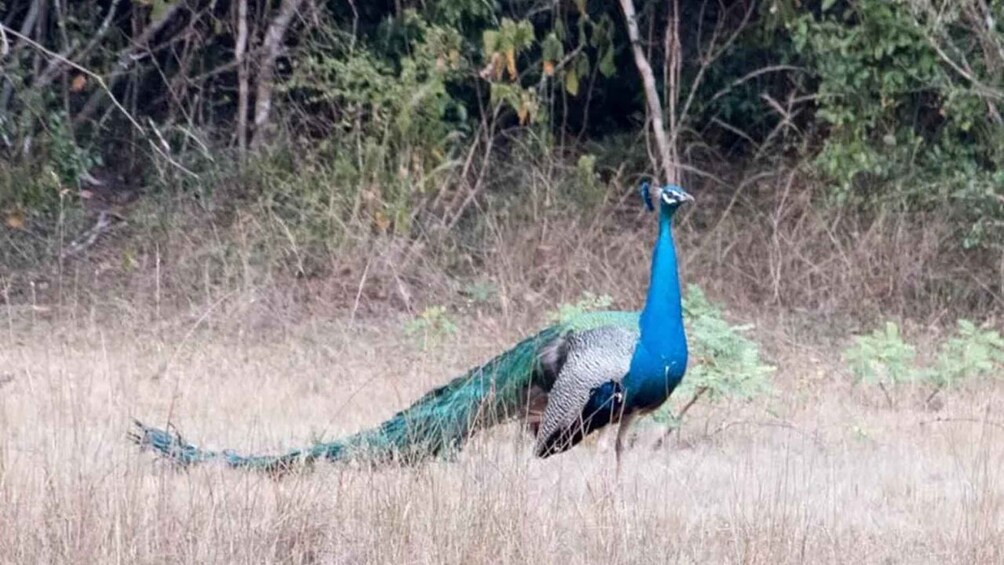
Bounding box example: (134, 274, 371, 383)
(623, 202, 688, 407)
(639, 204, 685, 352)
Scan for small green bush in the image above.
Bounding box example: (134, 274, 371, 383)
(845, 322, 917, 388)
(404, 305, 459, 350)
(651, 285, 774, 425)
(845, 319, 1004, 406)
(927, 320, 1004, 399)
(548, 291, 613, 324)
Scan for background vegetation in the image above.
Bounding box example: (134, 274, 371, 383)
(0, 0, 1000, 316)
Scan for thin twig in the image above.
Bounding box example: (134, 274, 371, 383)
(878, 382, 895, 409)
(924, 383, 944, 406)
(660, 386, 708, 442)
(709, 418, 824, 447)
(920, 417, 1004, 432)
(676, 386, 708, 422)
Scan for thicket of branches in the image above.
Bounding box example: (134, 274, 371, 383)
(1, 0, 1001, 272)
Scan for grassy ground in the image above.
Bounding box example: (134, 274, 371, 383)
(1, 301, 1002, 564)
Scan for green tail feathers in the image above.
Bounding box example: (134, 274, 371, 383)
(131, 311, 639, 472)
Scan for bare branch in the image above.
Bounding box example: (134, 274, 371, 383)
(35, 0, 124, 88)
(74, 1, 187, 125)
(618, 0, 675, 185)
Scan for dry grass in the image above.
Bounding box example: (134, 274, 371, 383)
(1, 302, 1002, 565)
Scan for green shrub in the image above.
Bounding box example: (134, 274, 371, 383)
(844, 321, 916, 406)
(927, 320, 1004, 399)
(845, 319, 1004, 406)
(404, 305, 459, 350)
(785, 0, 1004, 250)
(548, 291, 613, 323)
(651, 285, 774, 426)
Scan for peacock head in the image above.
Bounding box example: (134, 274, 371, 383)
(640, 182, 694, 213)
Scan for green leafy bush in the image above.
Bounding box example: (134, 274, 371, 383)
(784, 0, 1004, 250)
(845, 319, 1004, 406)
(845, 322, 917, 385)
(278, 10, 469, 236)
(844, 321, 917, 406)
(651, 286, 774, 425)
(404, 305, 459, 350)
(928, 320, 1004, 397)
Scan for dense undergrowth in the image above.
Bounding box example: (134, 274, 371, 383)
(0, 0, 1001, 327)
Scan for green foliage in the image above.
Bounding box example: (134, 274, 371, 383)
(790, 1, 939, 192)
(429, 0, 494, 26)
(276, 10, 469, 237)
(404, 305, 459, 350)
(844, 321, 918, 387)
(784, 0, 1004, 249)
(0, 112, 98, 214)
(651, 286, 774, 424)
(460, 280, 498, 305)
(4, 0, 1003, 279)
(681, 286, 774, 400)
(929, 320, 1004, 389)
(548, 292, 613, 324)
(845, 319, 1004, 405)
(482, 18, 539, 124)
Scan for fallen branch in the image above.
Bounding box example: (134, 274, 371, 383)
(59, 211, 126, 260)
(658, 386, 708, 443)
(919, 416, 1004, 432)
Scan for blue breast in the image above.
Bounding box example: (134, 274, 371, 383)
(625, 337, 688, 410)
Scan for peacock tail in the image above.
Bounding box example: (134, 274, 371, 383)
(131, 310, 640, 472)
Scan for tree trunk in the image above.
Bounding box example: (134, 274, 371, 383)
(234, 0, 250, 157)
(617, 0, 677, 185)
(250, 0, 304, 149)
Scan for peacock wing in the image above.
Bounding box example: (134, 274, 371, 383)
(533, 325, 638, 457)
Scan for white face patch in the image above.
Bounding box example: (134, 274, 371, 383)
(659, 187, 693, 205)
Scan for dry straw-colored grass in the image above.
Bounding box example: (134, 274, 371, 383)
(1, 303, 1002, 564)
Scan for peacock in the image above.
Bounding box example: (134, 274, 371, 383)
(131, 183, 693, 472)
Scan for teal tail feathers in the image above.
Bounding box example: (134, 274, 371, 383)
(130, 325, 564, 471)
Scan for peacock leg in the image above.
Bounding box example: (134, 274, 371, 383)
(614, 411, 636, 476)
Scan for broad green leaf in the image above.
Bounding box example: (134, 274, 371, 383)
(564, 68, 580, 96)
(599, 47, 616, 77)
(482, 30, 499, 54)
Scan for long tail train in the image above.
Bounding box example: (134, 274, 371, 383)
(130, 325, 564, 472)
